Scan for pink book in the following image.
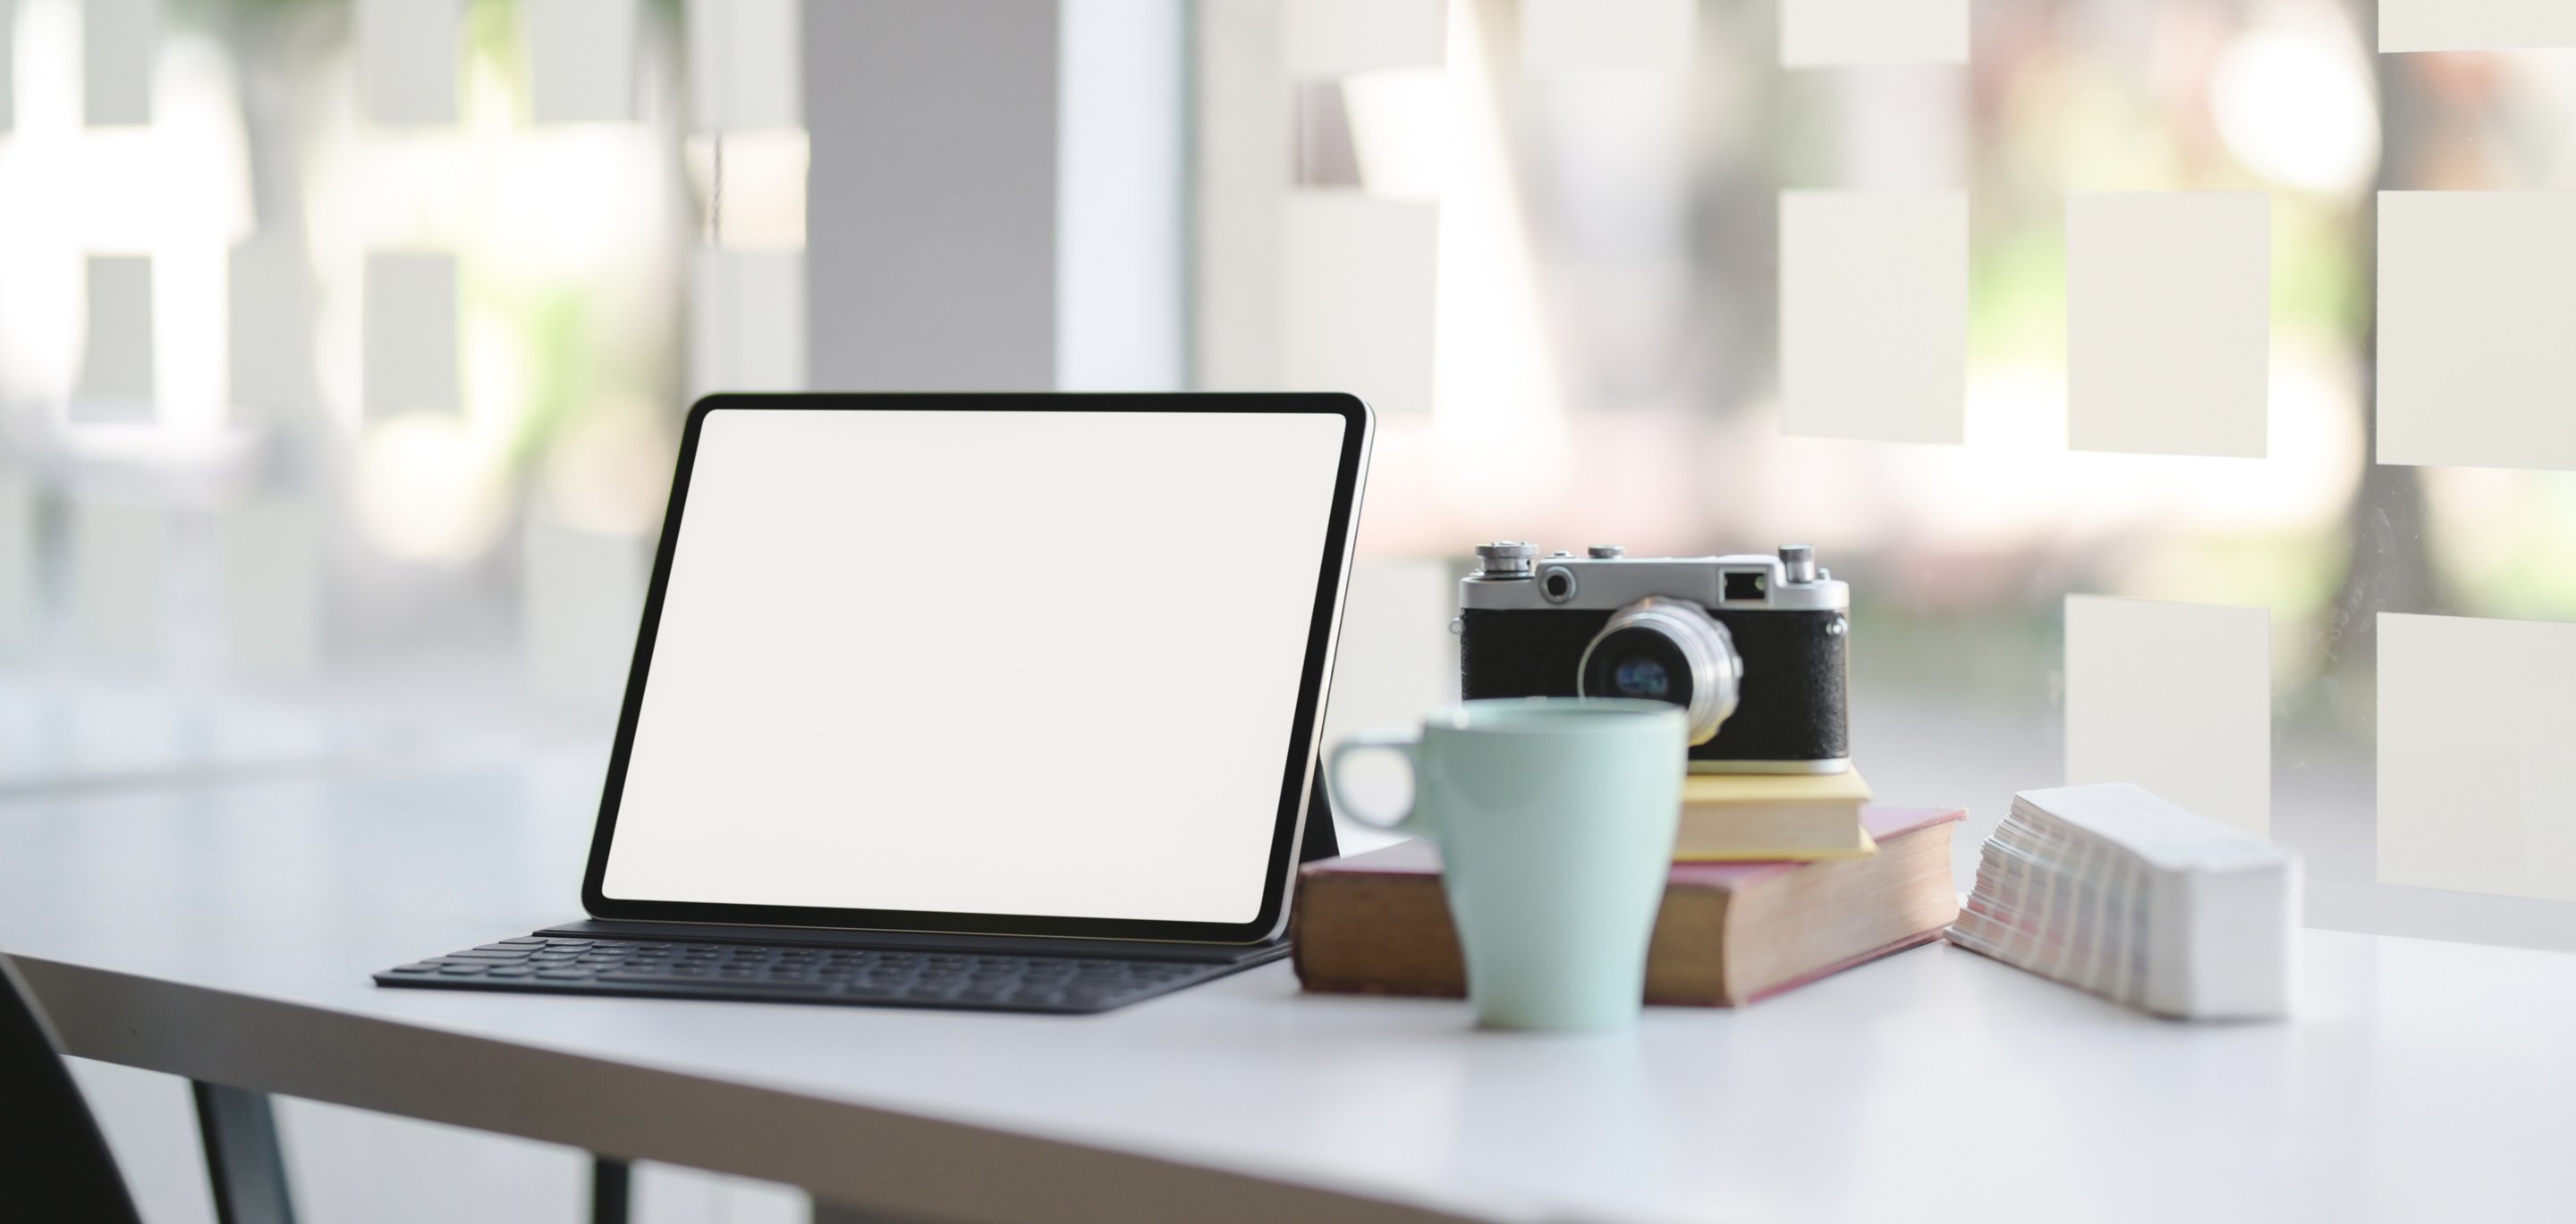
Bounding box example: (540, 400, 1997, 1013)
(1292, 806, 1965, 1007)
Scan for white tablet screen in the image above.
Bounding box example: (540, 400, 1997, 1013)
(599, 408, 1350, 924)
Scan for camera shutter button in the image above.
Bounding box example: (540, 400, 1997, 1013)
(1779, 544, 1819, 584)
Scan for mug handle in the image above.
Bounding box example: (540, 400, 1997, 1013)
(1326, 731, 1428, 836)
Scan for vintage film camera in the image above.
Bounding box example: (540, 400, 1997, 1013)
(1456, 543, 1850, 773)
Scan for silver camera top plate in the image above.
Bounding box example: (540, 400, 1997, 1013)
(1460, 547, 1849, 613)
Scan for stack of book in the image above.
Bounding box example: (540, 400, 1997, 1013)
(1294, 768, 1965, 1008)
(1947, 782, 2298, 1019)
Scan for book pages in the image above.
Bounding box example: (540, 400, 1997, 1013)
(1948, 783, 2296, 1018)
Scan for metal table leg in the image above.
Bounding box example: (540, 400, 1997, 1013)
(591, 1156, 632, 1224)
(191, 1082, 296, 1224)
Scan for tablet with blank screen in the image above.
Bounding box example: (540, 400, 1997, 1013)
(580, 393, 1372, 945)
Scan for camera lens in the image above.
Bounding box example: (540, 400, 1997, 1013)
(1577, 598, 1741, 746)
(1608, 654, 1671, 699)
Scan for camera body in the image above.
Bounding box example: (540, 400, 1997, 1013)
(1456, 543, 1850, 773)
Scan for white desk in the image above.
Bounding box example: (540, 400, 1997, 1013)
(4, 757, 2572, 1224)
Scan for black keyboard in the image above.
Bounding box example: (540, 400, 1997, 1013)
(375, 935, 1270, 1014)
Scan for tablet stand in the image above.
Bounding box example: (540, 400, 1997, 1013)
(1301, 772, 1342, 862)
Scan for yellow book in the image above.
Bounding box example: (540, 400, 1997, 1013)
(1673, 768, 1874, 861)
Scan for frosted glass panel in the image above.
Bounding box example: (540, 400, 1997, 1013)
(357, 0, 460, 125)
(689, 249, 804, 397)
(1780, 190, 1965, 443)
(0, 472, 30, 659)
(221, 496, 323, 680)
(526, 0, 637, 123)
(2065, 595, 2271, 837)
(1, 0, 18, 132)
(523, 521, 647, 704)
(1782, 0, 1967, 68)
(72, 501, 167, 666)
(686, 0, 800, 130)
(2377, 191, 2576, 472)
(82, 0, 156, 125)
(228, 236, 321, 423)
(1521, 0, 1695, 73)
(78, 255, 155, 412)
(2378, 613, 2576, 902)
(362, 252, 458, 418)
(2382, 0, 2576, 52)
(2066, 192, 2268, 459)
(1284, 0, 1444, 75)
(1282, 194, 1436, 416)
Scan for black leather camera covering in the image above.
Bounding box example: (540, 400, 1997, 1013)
(1457, 606, 1849, 764)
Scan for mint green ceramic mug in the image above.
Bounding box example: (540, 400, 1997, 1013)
(1326, 698, 1687, 1030)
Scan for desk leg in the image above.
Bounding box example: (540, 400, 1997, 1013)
(191, 1082, 296, 1224)
(590, 1156, 632, 1224)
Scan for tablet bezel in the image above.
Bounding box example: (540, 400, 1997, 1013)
(579, 393, 1373, 945)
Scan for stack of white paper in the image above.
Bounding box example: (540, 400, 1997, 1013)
(1948, 782, 2299, 1019)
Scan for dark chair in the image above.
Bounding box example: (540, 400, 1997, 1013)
(0, 955, 146, 1224)
(4, 956, 631, 1224)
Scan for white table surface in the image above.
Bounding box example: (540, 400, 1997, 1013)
(4, 755, 2572, 1224)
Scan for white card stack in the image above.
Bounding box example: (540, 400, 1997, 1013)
(1948, 782, 2299, 1019)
